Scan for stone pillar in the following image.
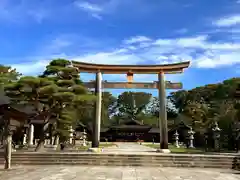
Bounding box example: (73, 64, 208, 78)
(158, 72, 169, 151)
(204, 133, 208, 152)
(92, 71, 102, 148)
(44, 139, 47, 145)
(174, 130, 180, 148)
(4, 118, 12, 169)
(28, 124, 34, 146)
(82, 129, 87, 147)
(23, 134, 27, 145)
(212, 122, 221, 152)
(69, 126, 73, 144)
(188, 128, 195, 148)
(52, 137, 55, 145)
(5, 132, 12, 169)
(35, 139, 38, 145)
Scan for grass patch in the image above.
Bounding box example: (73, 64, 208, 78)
(99, 143, 118, 148)
(77, 146, 89, 150)
(143, 143, 204, 154)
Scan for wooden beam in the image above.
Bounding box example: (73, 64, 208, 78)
(72, 61, 190, 74)
(83, 81, 182, 89)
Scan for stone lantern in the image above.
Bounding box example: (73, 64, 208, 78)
(188, 127, 195, 148)
(173, 130, 180, 148)
(45, 133, 49, 145)
(23, 132, 27, 145)
(234, 122, 240, 153)
(212, 122, 221, 151)
(82, 129, 87, 147)
(204, 132, 209, 152)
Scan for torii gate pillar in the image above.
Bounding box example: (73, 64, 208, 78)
(92, 71, 102, 148)
(158, 72, 170, 153)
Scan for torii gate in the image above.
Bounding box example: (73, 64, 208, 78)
(72, 61, 190, 152)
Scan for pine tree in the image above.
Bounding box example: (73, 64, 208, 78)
(4, 76, 59, 151)
(42, 59, 95, 144)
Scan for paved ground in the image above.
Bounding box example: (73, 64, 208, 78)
(103, 142, 156, 153)
(0, 166, 239, 180)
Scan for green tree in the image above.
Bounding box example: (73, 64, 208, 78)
(113, 91, 152, 123)
(41, 59, 95, 144)
(101, 92, 117, 126)
(145, 97, 178, 126)
(4, 76, 58, 151)
(0, 65, 21, 168)
(168, 77, 240, 149)
(0, 65, 20, 88)
(168, 90, 189, 113)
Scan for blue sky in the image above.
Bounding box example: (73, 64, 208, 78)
(0, 0, 240, 96)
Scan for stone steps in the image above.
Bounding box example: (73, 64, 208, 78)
(5, 162, 235, 169)
(0, 152, 239, 169)
(8, 156, 234, 161)
(6, 160, 235, 166)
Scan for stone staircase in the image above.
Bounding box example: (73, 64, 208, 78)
(0, 152, 239, 170)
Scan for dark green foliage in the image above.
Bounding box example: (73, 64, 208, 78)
(0, 65, 21, 87)
(42, 59, 81, 84)
(109, 92, 152, 125)
(168, 77, 240, 149)
(0, 65, 22, 146)
(41, 59, 95, 141)
(1, 59, 95, 150)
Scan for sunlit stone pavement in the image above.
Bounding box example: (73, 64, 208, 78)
(0, 166, 239, 180)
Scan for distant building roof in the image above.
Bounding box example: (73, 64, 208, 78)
(148, 128, 160, 133)
(100, 127, 110, 132)
(111, 125, 151, 130)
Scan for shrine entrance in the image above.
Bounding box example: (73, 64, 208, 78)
(72, 61, 190, 151)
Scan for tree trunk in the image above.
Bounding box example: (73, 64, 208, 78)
(35, 122, 49, 152)
(53, 135, 59, 145)
(49, 124, 53, 145)
(35, 135, 45, 152)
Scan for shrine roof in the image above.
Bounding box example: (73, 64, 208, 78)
(148, 128, 160, 133)
(101, 127, 110, 132)
(110, 125, 152, 129)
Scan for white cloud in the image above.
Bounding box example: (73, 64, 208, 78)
(74, 1, 103, 19)
(42, 37, 72, 54)
(72, 50, 143, 65)
(27, 9, 49, 23)
(0, 0, 50, 23)
(74, 0, 158, 20)
(196, 52, 240, 68)
(9, 32, 240, 77)
(123, 36, 152, 44)
(214, 14, 240, 27)
(10, 60, 49, 76)
(175, 28, 188, 34)
(75, 2, 103, 12)
(177, 35, 207, 48)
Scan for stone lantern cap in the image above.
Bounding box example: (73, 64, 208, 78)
(212, 122, 221, 132)
(174, 130, 179, 136)
(188, 127, 195, 135)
